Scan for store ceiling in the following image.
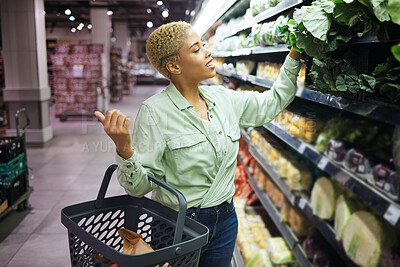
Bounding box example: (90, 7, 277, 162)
(44, 0, 198, 38)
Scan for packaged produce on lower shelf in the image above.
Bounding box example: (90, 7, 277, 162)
(315, 116, 399, 201)
(234, 197, 273, 266)
(256, 61, 306, 86)
(249, 128, 313, 192)
(266, 237, 298, 266)
(274, 110, 325, 143)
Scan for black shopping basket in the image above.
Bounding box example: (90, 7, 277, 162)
(61, 164, 209, 267)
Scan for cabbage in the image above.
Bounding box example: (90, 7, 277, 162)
(334, 195, 363, 240)
(342, 211, 397, 267)
(311, 177, 340, 220)
(246, 250, 273, 267)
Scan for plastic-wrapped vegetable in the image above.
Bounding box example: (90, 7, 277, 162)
(303, 232, 324, 259)
(325, 140, 350, 164)
(343, 148, 373, 181)
(311, 177, 341, 220)
(334, 194, 363, 241)
(342, 211, 397, 267)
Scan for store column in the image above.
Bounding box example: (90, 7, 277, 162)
(1, 0, 53, 145)
(114, 22, 131, 63)
(90, 8, 111, 109)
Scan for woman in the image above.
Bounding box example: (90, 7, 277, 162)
(95, 21, 302, 266)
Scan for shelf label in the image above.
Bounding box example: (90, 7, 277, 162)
(384, 204, 400, 226)
(298, 198, 307, 210)
(317, 157, 329, 170)
(298, 143, 306, 154)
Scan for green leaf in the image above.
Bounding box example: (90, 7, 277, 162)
(315, 0, 336, 13)
(388, 0, 400, 25)
(293, 7, 307, 24)
(392, 43, 400, 62)
(380, 83, 400, 102)
(358, 74, 376, 92)
(302, 6, 332, 42)
(370, 0, 391, 22)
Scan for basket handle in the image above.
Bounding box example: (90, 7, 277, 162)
(15, 108, 30, 136)
(95, 164, 187, 245)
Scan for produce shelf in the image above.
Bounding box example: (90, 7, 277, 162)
(242, 162, 312, 267)
(241, 128, 297, 205)
(263, 122, 400, 229)
(216, 68, 400, 126)
(297, 198, 357, 267)
(253, 0, 304, 23)
(213, 45, 289, 57)
(296, 86, 400, 126)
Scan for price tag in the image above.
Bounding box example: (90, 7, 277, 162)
(298, 143, 306, 154)
(317, 157, 329, 171)
(298, 198, 307, 210)
(384, 204, 400, 226)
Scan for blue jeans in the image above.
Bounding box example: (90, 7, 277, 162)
(186, 200, 238, 267)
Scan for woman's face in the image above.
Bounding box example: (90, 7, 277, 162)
(175, 28, 216, 82)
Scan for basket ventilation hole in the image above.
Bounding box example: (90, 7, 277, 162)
(141, 232, 148, 238)
(109, 219, 118, 230)
(85, 225, 93, 233)
(100, 221, 110, 232)
(117, 219, 124, 228)
(106, 238, 114, 246)
(92, 223, 101, 234)
(111, 210, 121, 220)
(113, 236, 122, 246)
(145, 217, 153, 223)
(99, 230, 108, 241)
(115, 245, 121, 252)
(165, 227, 173, 233)
(138, 221, 144, 228)
(78, 218, 86, 226)
(160, 223, 166, 229)
(103, 211, 113, 222)
(139, 213, 148, 220)
(143, 225, 151, 231)
(94, 213, 104, 223)
(137, 229, 142, 234)
(120, 211, 125, 218)
(145, 236, 151, 243)
(106, 228, 116, 239)
(85, 215, 95, 226)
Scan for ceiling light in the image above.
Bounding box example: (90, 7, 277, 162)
(64, 9, 71, 16)
(107, 10, 113, 16)
(147, 21, 154, 28)
(56, 12, 61, 16)
(185, 9, 189, 15)
(78, 22, 84, 28)
(147, 8, 152, 14)
(157, 1, 163, 6)
(69, 16, 75, 21)
(162, 10, 169, 18)
(77, 26, 83, 31)
(190, 10, 196, 16)
(71, 27, 76, 33)
(87, 24, 93, 29)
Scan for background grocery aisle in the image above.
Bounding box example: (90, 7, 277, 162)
(0, 85, 162, 266)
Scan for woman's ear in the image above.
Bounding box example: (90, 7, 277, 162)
(166, 61, 181, 75)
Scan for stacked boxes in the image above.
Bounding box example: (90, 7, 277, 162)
(51, 42, 103, 117)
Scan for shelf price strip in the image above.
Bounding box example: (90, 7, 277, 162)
(263, 123, 400, 229)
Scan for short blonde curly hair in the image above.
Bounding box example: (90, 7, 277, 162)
(146, 21, 192, 80)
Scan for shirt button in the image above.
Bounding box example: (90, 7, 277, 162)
(192, 212, 196, 217)
(210, 114, 213, 118)
(219, 131, 222, 135)
(224, 152, 227, 156)
(128, 181, 133, 186)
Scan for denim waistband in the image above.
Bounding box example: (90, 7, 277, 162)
(186, 199, 233, 215)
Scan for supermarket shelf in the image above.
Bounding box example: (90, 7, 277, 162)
(253, 0, 303, 23)
(232, 243, 245, 267)
(213, 45, 289, 57)
(297, 198, 357, 267)
(216, 68, 400, 125)
(220, 0, 303, 40)
(296, 86, 400, 126)
(263, 122, 400, 229)
(244, 167, 312, 267)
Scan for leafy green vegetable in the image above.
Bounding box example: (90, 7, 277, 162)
(358, 0, 391, 22)
(388, 0, 400, 24)
(358, 74, 376, 92)
(392, 43, 400, 62)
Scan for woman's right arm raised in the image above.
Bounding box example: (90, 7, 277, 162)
(94, 109, 133, 159)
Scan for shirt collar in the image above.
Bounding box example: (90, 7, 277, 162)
(166, 82, 216, 111)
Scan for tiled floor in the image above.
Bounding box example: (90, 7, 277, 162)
(0, 85, 164, 267)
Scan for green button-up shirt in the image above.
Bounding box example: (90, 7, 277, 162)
(116, 55, 301, 210)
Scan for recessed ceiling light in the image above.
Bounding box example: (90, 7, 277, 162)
(64, 9, 71, 16)
(147, 21, 154, 28)
(69, 16, 75, 21)
(107, 10, 113, 16)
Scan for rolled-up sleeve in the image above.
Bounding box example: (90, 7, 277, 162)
(115, 103, 166, 197)
(230, 55, 301, 127)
